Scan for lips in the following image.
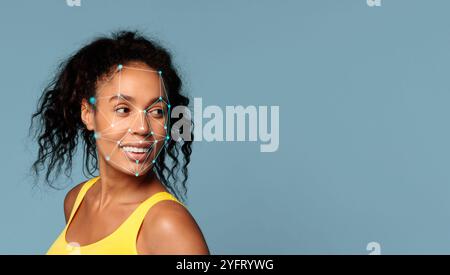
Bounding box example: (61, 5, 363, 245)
(119, 142, 153, 162)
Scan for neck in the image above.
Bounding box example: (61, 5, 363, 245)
(94, 156, 158, 209)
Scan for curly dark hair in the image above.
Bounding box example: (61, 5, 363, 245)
(30, 30, 193, 201)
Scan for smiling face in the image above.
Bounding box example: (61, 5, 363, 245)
(81, 62, 170, 177)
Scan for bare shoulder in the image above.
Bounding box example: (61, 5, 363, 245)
(63, 181, 86, 223)
(137, 199, 210, 255)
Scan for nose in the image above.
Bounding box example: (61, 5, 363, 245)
(130, 110, 151, 136)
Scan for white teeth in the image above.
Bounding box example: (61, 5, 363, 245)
(122, 146, 150, 153)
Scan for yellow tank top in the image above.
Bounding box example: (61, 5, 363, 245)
(46, 176, 185, 255)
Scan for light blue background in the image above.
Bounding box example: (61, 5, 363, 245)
(1, 0, 450, 254)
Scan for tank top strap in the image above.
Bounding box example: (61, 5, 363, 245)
(67, 176, 100, 224)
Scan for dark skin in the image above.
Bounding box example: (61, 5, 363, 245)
(64, 62, 209, 255)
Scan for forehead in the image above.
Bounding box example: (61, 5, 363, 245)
(96, 63, 162, 101)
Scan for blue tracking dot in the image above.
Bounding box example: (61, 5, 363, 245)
(118, 64, 123, 71)
(89, 97, 96, 104)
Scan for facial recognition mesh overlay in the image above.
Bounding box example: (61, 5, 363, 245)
(91, 64, 171, 177)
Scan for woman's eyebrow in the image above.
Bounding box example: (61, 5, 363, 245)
(108, 94, 162, 105)
(109, 93, 134, 102)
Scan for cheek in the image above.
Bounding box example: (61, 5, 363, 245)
(93, 112, 129, 150)
(93, 105, 111, 128)
(149, 120, 166, 133)
(146, 112, 169, 134)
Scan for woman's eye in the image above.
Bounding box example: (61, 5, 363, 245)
(149, 109, 164, 117)
(115, 107, 130, 114)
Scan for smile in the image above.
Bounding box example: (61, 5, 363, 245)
(119, 142, 154, 162)
(121, 146, 151, 153)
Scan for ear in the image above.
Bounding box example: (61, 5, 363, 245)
(81, 98, 95, 131)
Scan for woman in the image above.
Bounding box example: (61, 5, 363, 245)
(31, 31, 209, 255)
